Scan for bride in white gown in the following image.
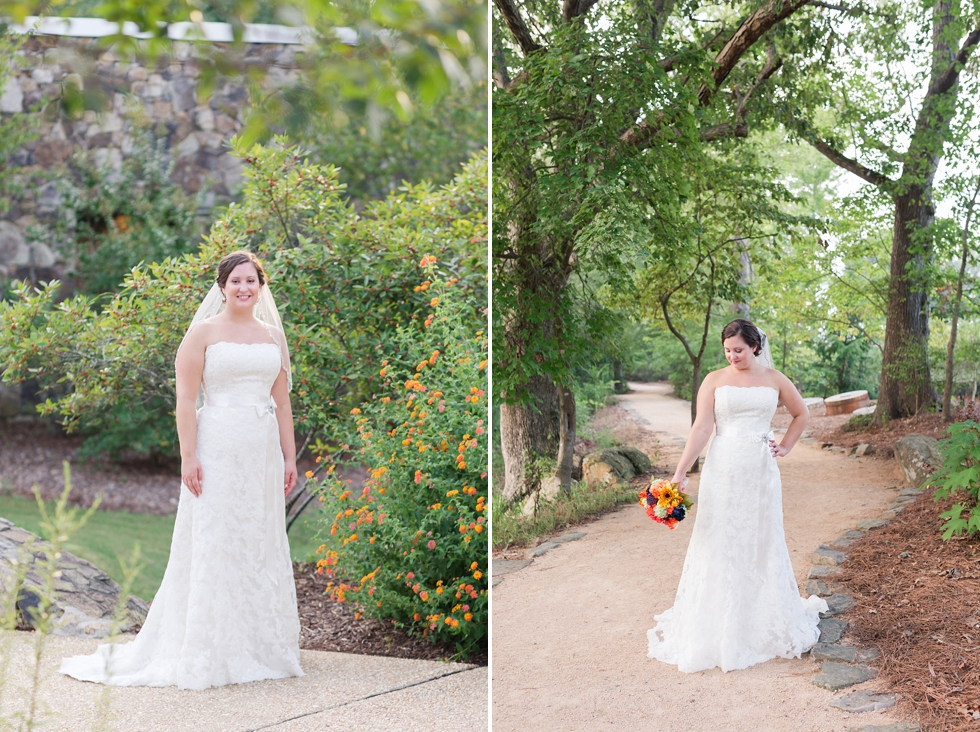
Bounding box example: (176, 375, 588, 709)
(59, 250, 304, 689)
(647, 318, 827, 673)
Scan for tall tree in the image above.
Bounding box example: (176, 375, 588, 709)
(493, 0, 817, 499)
(783, 0, 980, 419)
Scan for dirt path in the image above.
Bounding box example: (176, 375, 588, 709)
(491, 382, 915, 732)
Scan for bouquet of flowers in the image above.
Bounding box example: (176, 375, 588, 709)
(638, 479, 693, 529)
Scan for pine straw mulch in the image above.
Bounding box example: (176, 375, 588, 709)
(833, 489, 980, 731)
(294, 562, 487, 666)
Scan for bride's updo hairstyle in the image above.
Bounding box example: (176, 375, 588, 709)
(721, 318, 765, 357)
(216, 250, 268, 288)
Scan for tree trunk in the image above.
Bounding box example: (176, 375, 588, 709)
(612, 360, 628, 393)
(499, 376, 561, 501)
(689, 357, 702, 473)
(556, 385, 576, 492)
(942, 176, 979, 421)
(876, 191, 939, 422)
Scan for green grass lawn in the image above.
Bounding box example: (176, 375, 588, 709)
(0, 495, 327, 602)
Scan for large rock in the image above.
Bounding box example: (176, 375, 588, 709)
(0, 517, 148, 637)
(0, 221, 27, 266)
(582, 447, 644, 486)
(616, 446, 652, 474)
(894, 434, 942, 487)
(0, 79, 23, 113)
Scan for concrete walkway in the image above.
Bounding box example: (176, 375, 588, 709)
(491, 382, 913, 732)
(0, 632, 486, 731)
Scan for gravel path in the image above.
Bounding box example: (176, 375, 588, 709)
(0, 632, 486, 731)
(491, 382, 916, 732)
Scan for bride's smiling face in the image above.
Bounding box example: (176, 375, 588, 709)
(222, 262, 261, 309)
(724, 335, 756, 370)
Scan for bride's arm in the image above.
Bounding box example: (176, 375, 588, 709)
(269, 327, 297, 496)
(671, 376, 717, 484)
(175, 327, 206, 497)
(271, 366, 297, 497)
(772, 371, 808, 458)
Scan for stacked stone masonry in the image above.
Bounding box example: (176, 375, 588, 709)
(0, 31, 305, 279)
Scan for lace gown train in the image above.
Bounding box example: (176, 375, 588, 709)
(59, 342, 304, 689)
(647, 385, 827, 673)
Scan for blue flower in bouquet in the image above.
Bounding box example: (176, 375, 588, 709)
(670, 506, 686, 520)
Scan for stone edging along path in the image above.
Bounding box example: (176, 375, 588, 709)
(801, 481, 925, 732)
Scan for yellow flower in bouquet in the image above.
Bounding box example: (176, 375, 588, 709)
(638, 478, 693, 529)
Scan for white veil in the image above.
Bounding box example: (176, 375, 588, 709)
(756, 327, 774, 370)
(176, 282, 292, 396)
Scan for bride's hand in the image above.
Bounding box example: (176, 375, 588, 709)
(182, 456, 203, 497)
(284, 460, 298, 497)
(769, 439, 790, 458)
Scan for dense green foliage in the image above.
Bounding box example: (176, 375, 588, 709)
(493, 0, 980, 501)
(312, 265, 488, 657)
(43, 128, 202, 296)
(1, 0, 486, 144)
(0, 139, 487, 458)
(932, 421, 980, 539)
(303, 82, 488, 205)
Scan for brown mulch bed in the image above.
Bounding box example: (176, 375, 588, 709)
(0, 420, 182, 514)
(807, 412, 952, 459)
(294, 562, 487, 666)
(834, 489, 980, 731)
(0, 419, 365, 514)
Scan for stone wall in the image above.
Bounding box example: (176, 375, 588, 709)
(0, 29, 305, 279)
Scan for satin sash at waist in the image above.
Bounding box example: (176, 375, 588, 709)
(713, 428, 775, 444)
(204, 393, 277, 418)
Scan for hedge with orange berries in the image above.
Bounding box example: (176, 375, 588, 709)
(310, 258, 488, 658)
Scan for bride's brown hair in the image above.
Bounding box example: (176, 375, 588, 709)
(216, 250, 267, 287)
(721, 318, 764, 356)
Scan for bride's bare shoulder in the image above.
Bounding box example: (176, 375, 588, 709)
(182, 318, 220, 348)
(704, 368, 729, 385)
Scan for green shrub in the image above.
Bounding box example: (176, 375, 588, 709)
(304, 82, 488, 204)
(931, 420, 980, 539)
(840, 412, 874, 433)
(43, 127, 203, 295)
(310, 263, 488, 658)
(0, 138, 487, 458)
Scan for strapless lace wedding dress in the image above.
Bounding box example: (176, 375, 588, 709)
(59, 342, 303, 689)
(647, 385, 827, 673)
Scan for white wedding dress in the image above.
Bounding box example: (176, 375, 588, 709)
(59, 342, 304, 689)
(647, 385, 827, 673)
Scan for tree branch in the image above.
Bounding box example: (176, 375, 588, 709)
(492, 26, 512, 89)
(564, 0, 602, 22)
(807, 136, 891, 188)
(494, 0, 542, 56)
(735, 45, 782, 118)
(701, 122, 749, 141)
(927, 24, 980, 99)
(698, 0, 811, 106)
